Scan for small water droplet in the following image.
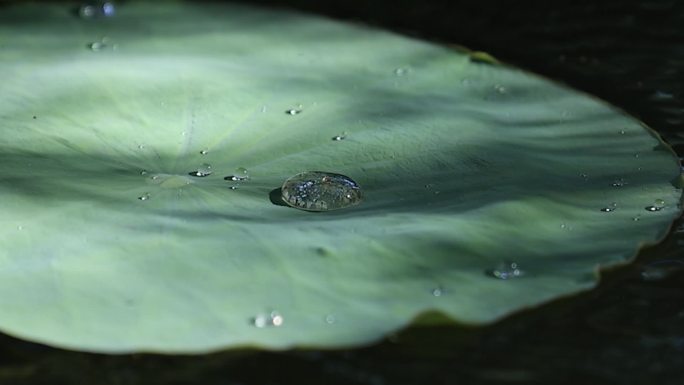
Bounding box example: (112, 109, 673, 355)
(493, 84, 507, 94)
(281, 171, 363, 212)
(634, 153, 640, 158)
(228, 186, 239, 190)
(138, 193, 150, 201)
(424, 183, 434, 189)
(633, 216, 641, 221)
(79, 2, 115, 18)
(611, 178, 626, 187)
(619, 129, 626, 135)
(394, 67, 408, 76)
(140, 170, 147, 175)
(189, 163, 212, 177)
(486, 261, 524, 280)
(645, 205, 663, 212)
(88, 41, 104, 51)
(199, 149, 208, 155)
(17, 225, 24, 231)
(251, 311, 283, 328)
(654, 198, 665, 206)
(431, 286, 443, 297)
(137, 144, 145, 150)
(600, 207, 615, 212)
(580, 173, 589, 180)
(324, 314, 336, 324)
(331, 132, 346, 141)
(224, 167, 250, 181)
(285, 108, 302, 115)
(260, 105, 267, 113)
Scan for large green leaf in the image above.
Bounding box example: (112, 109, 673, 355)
(0, 2, 680, 353)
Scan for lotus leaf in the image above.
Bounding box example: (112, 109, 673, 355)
(0, 2, 680, 353)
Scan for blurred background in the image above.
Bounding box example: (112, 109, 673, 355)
(0, 1, 682, 384)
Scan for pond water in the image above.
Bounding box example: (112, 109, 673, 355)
(0, 0, 682, 384)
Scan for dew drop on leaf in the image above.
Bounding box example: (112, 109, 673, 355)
(189, 163, 212, 177)
(486, 261, 524, 280)
(224, 167, 249, 181)
(251, 311, 283, 328)
(138, 193, 150, 201)
(281, 171, 362, 212)
(431, 286, 444, 297)
(78, 2, 115, 19)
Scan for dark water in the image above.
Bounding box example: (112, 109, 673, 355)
(1, 1, 683, 384)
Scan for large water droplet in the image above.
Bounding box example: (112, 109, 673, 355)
(281, 171, 362, 212)
(189, 163, 212, 177)
(645, 205, 663, 212)
(251, 311, 284, 328)
(486, 261, 524, 280)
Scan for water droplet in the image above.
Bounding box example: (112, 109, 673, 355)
(654, 198, 666, 206)
(600, 207, 615, 212)
(619, 129, 626, 135)
(645, 205, 663, 212)
(431, 286, 444, 297)
(611, 178, 626, 187)
(228, 186, 239, 190)
(88, 41, 104, 51)
(394, 67, 408, 76)
(251, 311, 283, 328)
(486, 261, 524, 280)
(224, 167, 250, 181)
(17, 225, 24, 231)
(331, 133, 346, 141)
(260, 105, 267, 113)
(137, 144, 145, 150)
(199, 149, 208, 155)
(285, 107, 302, 115)
(633, 216, 641, 221)
(424, 183, 434, 189)
(138, 193, 150, 201)
(324, 314, 336, 324)
(189, 163, 212, 177)
(634, 153, 640, 158)
(493, 84, 507, 94)
(140, 170, 147, 175)
(78, 2, 115, 18)
(281, 171, 362, 212)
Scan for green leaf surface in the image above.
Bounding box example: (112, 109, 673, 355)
(0, 2, 681, 353)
